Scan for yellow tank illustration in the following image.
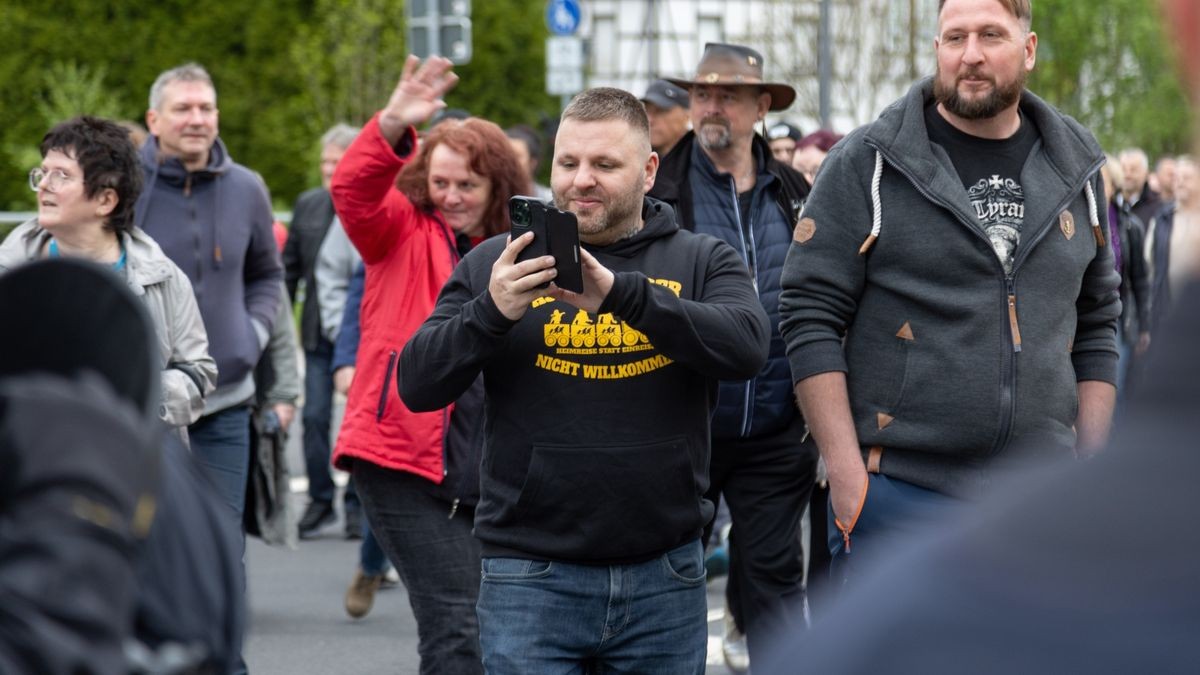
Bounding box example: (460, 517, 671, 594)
(622, 324, 649, 346)
(544, 309, 569, 346)
(596, 313, 623, 346)
(570, 309, 595, 347)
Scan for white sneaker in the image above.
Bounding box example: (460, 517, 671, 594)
(722, 611, 750, 673)
(381, 566, 400, 589)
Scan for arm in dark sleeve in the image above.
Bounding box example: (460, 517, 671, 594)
(1126, 214, 1153, 334)
(331, 263, 366, 372)
(263, 284, 302, 405)
(242, 179, 285, 334)
(598, 239, 769, 380)
(777, 139, 874, 383)
(281, 197, 305, 302)
(1072, 171, 1122, 384)
(399, 246, 516, 412)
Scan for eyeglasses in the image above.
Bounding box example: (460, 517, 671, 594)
(29, 167, 76, 193)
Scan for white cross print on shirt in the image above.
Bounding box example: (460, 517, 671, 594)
(988, 175, 1004, 190)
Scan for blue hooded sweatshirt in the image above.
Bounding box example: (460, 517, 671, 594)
(135, 136, 282, 407)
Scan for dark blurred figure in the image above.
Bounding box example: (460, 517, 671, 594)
(1100, 156, 1152, 399)
(1153, 155, 1178, 205)
(0, 260, 244, 675)
(640, 79, 691, 157)
(245, 231, 302, 547)
(1118, 147, 1165, 227)
(1148, 156, 1200, 334)
(0, 260, 160, 675)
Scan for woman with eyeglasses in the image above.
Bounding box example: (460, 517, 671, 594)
(0, 115, 216, 432)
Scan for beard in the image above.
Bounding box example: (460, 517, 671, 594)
(934, 65, 1027, 120)
(697, 117, 733, 151)
(555, 181, 644, 243)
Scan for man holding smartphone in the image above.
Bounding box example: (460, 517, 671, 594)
(400, 87, 770, 673)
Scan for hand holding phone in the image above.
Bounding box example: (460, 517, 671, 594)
(508, 197, 584, 294)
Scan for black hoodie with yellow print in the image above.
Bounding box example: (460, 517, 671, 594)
(400, 198, 769, 564)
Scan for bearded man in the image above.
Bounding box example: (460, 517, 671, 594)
(778, 0, 1121, 588)
(648, 43, 816, 672)
(400, 86, 769, 674)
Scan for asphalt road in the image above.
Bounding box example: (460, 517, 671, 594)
(243, 504, 738, 674)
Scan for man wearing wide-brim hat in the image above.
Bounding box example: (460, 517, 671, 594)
(649, 42, 817, 674)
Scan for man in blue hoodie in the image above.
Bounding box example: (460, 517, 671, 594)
(134, 63, 282, 523)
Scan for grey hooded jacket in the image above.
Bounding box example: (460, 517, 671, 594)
(779, 79, 1121, 495)
(0, 220, 218, 426)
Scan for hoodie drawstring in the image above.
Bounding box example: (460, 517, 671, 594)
(1084, 180, 1105, 248)
(858, 151, 885, 255)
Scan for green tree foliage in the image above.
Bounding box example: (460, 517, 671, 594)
(1030, 0, 1192, 159)
(0, 0, 558, 214)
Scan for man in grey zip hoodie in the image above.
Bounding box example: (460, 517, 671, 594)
(778, 0, 1121, 586)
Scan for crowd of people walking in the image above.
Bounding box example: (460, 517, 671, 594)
(2, 0, 1199, 673)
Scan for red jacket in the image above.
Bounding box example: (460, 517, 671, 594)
(330, 113, 458, 482)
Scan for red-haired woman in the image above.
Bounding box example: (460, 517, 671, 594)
(328, 56, 529, 674)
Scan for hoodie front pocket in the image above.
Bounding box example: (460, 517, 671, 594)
(878, 321, 914, 421)
(514, 436, 700, 560)
(376, 350, 398, 421)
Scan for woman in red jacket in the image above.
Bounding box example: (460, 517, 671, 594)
(329, 55, 529, 674)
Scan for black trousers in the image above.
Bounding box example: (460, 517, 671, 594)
(353, 460, 483, 675)
(705, 415, 818, 666)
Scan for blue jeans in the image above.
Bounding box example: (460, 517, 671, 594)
(189, 404, 252, 520)
(478, 539, 708, 675)
(827, 473, 959, 589)
(187, 403, 250, 675)
(303, 339, 335, 503)
(352, 460, 482, 675)
(360, 518, 389, 577)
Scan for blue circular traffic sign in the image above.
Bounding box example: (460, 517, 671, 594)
(546, 0, 582, 36)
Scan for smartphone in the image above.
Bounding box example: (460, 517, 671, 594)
(508, 196, 584, 293)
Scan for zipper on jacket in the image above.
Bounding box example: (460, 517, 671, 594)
(376, 350, 398, 421)
(1006, 278, 1022, 352)
(728, 178, 759, 437)
(448, 498, 460, 520)
(441, 407, 451, 477)
(995, 277, 1019, 455)
(871, 145, 1048, 457)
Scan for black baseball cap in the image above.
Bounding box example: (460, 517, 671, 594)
(640, 79, 690, 109)
(767, 122, 803, 142)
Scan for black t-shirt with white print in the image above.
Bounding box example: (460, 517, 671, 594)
(925, 101, 1040, 275)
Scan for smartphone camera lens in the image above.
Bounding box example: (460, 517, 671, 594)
(512, 200, 530, 225)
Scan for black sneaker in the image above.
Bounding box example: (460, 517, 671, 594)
(343, 505, 363, 540)
(298, 500, 335, 538)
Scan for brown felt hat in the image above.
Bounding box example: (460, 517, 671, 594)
(665, 43, 797, 112)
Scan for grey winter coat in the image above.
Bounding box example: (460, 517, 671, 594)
(0, 220, 218, 426)
(779, 79, 1121, 495)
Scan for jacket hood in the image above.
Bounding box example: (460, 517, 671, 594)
(139, 134, 233, 186)
(864, 77, 1104, 188)
(588, 197, 679, 258)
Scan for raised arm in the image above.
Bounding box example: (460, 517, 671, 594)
(331, 56, 459, 265)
